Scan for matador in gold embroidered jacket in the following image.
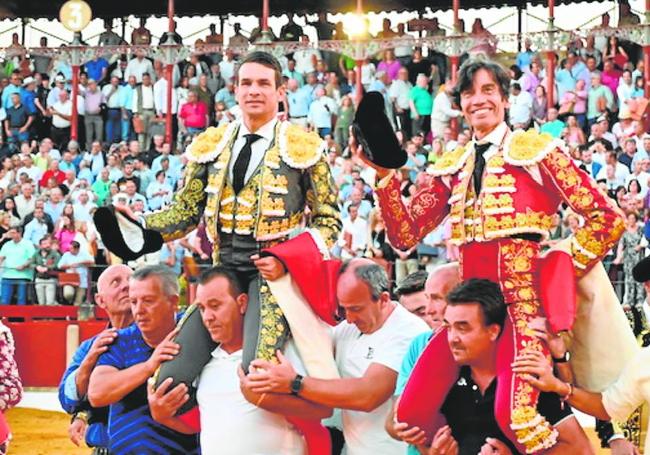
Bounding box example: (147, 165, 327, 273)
(145, 119, 340, 367)
(376, 122, 625, 453)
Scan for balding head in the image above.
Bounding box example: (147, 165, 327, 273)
(96, 265, 134, 328)
(425, 262, 461, 329)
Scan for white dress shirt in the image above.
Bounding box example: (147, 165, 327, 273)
(124, 57, 155, 84)
(153, 78, 178, 115)
(132, 85, 155, 112)
(228, 118, 277, 184)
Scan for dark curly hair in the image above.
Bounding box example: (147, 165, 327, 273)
(452, 57, 511, 107)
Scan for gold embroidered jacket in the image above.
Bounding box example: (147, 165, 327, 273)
(375, 129, 625, 277)
(144, 121, 341, 261)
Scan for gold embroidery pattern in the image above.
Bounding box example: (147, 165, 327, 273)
(483, 174, 516, 189)
(541, 149, 625, 276)
(499, 242, 558, 453)
(145, 162, 206, 241)
(280, 122, 324, 169)
(256, 284, 290, 362)
(306, 158, 343, 248)
(431, 145, 472, 176)
(505, 129, 555, 164)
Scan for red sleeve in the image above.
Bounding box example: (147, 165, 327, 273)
(375, 173, 451, 250)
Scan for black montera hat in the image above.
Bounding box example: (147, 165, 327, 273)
(93, 206, 163, 262)
(352, 91, 407, 169)
(632, 255, 650, 283)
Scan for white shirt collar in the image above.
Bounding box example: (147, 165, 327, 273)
(473, 121, 509, 147)
(238, 118, 277, 142)
(211, 347, 243, 361)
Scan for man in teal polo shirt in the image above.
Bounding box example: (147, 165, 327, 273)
(0, 226, 35, 305)
(409, 74, 433, 137)
(385, 263, 460, 454)
(540, 108, 565, 138)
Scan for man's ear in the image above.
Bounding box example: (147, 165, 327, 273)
(237, 293, 248, 315)
(95, 294, 106, 310)
(169, 294, 180, 312)
(488, 323, 502, 342)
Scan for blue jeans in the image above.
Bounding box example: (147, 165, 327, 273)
(8, 128, 29, 144)
(1, 278, 28, 305)
(105, 109, 122, 144)
(121, 110, 134, 142)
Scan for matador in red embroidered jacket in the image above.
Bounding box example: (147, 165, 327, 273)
(365, 60, 625, 453)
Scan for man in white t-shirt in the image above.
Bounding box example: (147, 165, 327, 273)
(246, 259, 429, 455)
(147, 267, 331, 454)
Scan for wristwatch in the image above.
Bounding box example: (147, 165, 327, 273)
(290, 374, 304, 395)
(552, 351, 571, 363)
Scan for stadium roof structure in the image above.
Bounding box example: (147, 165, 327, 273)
(2, 0, 582, 19)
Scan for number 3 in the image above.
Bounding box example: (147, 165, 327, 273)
(67, 4, 82, 29)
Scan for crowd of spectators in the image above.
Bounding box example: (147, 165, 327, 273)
(0, 6, 646, 317)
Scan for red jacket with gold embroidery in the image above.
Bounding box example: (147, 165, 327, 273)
(375, 129, 625, 277)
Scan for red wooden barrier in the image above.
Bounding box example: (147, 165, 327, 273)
(8, 320, 107, 388)
(8, 321, 72, 387)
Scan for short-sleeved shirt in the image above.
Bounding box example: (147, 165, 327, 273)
(96, 323, 199, 454)
(441, 366, 573, 454)
(197, 341, 306, 454)
(179, 101, 208, 129)
(395, 330, 434, 455)
(0, 239, 35, 280)
(85, 59, 109, 82)
(409, 86, 433, 116)
(5, 103, 30, 128)
(333, 304, 429, 455)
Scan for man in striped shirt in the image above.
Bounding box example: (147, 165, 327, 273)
(88, 265, 198, 454)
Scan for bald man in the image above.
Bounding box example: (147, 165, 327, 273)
(246, 258, 429, 454)
(397, 263, 460, 329)
(386, 263, 460, 451)
(59, 264, 133, 452)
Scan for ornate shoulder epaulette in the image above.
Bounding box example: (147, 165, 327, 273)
(278, 121, 325, 169)
(184, 122, 237, 163)
(503, 129, 566, 166)
(430, 145, 473, 176)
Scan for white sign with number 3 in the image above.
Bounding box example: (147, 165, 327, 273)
(59, 0, 92, 32)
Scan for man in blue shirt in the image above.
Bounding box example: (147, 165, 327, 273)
(19, 77, 38, 116)
(85, 56, 109, 84)
(58, 264, 134, 452)
(287, 78, 312, 127)
(119, 76, 137, 141)
(385, 263, 460, 454)
(88, 265, 199, 454)
(1, 71, 21, 109)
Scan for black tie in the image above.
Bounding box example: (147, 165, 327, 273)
(233, 133, 261, 194)
(473, 142, 491, 195)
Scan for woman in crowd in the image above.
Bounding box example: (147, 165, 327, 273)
(614, 211, 646, 322)
(427, 137, 445, 164)
(624, 179, 645, 212)
(0, 158, 15, 191)
(0, 198, 20, 227)
(335, 96, 355, 152)
(532, 85, 548, 127)
(604, 35, 629, 70)
(54, 212, 78, 254)
(0, 212, 11, 250)
(563, 114, 586, 145)
(177, 76, 191, 107)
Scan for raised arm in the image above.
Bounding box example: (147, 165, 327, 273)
(374, 172, 451, 250)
